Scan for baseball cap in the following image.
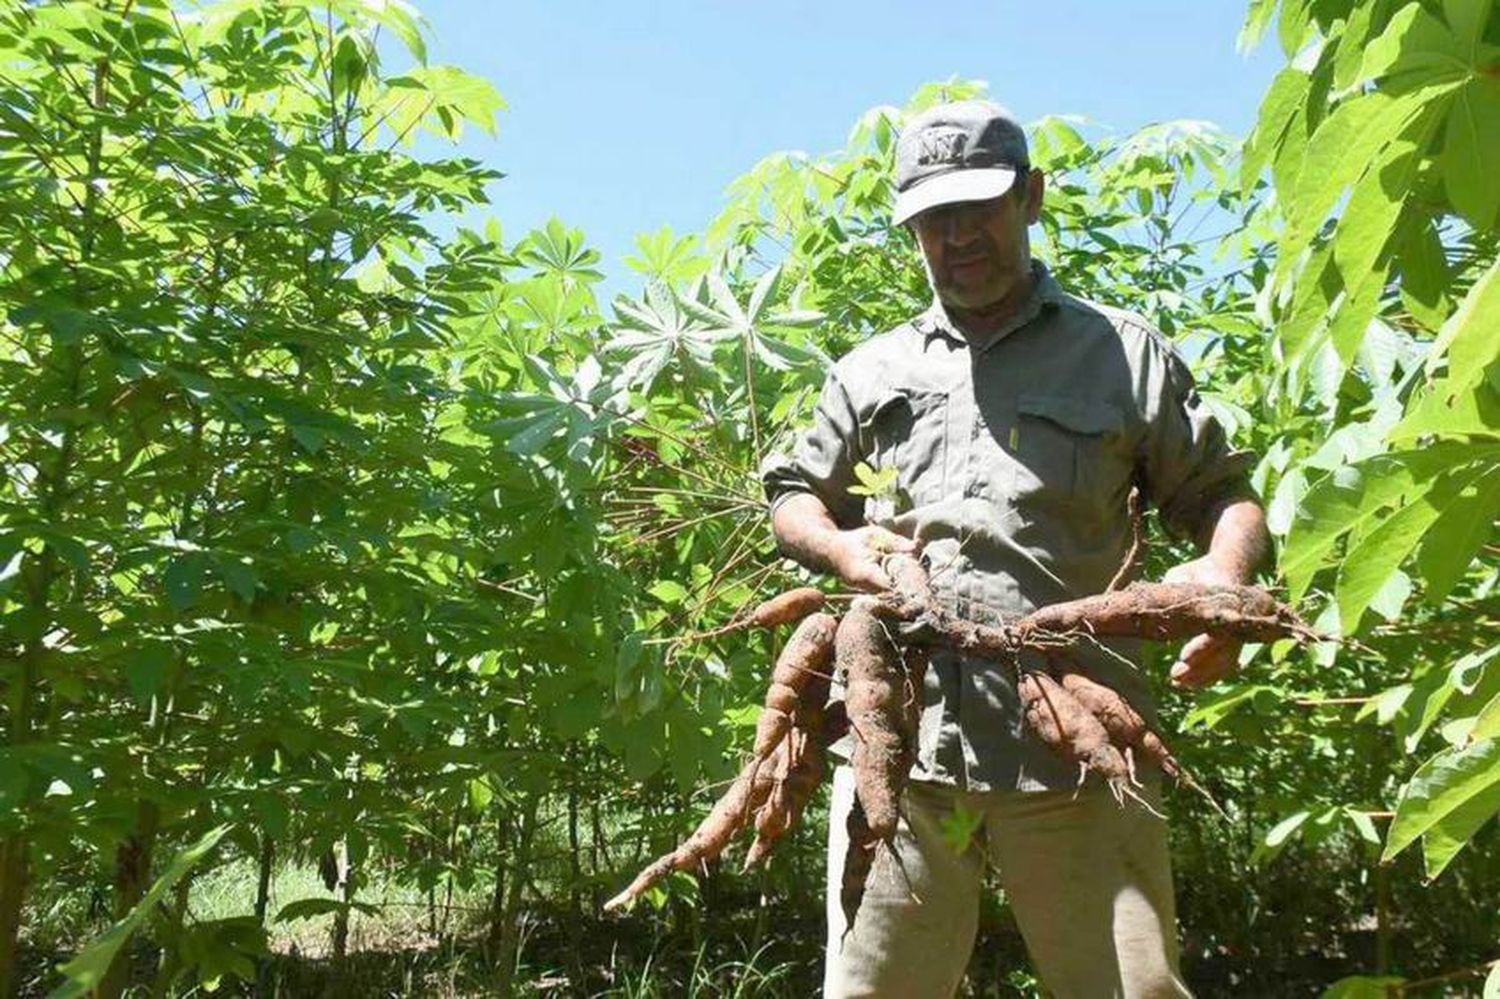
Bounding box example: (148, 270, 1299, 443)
(892, 100, 1030, 226)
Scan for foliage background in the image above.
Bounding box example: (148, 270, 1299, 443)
(0, 0, 1498, 996)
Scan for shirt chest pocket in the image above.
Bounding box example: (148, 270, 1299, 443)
(858, 387, 948, 521)
(1011, 393, 1129, 507)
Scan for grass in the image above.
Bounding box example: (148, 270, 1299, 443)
(187, 857, 492, 960)
(19, 854, 831, 997)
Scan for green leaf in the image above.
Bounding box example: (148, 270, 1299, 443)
(647, 580, 689, 606)
(123, 648, 171, 704)
(1331, 2, 1382, 91)
(1237, 0, 1277, 52)
(50, 826, 231, 999)
(1181, 685, 1275, 730)
(1251, 809, 1310, 866)
(1443, 77, 1500, 232)
(1415, 465, 1500, 603)
(1345, 808, 1381, 845)
(354, 0, 428, 63)
(1397, 213, 1453, 330)
(1283, 454, 1431, 601)
(1276, 0, 1313, 57)
(1392, 650, 1498, 754)
(939, 803, 983, 854)
(1427, 255, 1500, 394)
(1336, 496, 1441, 632)
(1355, 2, 1468, 89)
(1320, 977, 1406, 999)
(275, 897, 381, 923)
(164, 552, 210, 613)
(1324, 101, 1444, 361)
(614, 631, 645, 703)
(720, 704, 760, 728)
(1383, 737, 1500, 863)
(1241, 67, 1311, 190)
(847, 461, 899, 500)
(1279, 89, 1428, 283)
(1473, 690, 1500, 743)
(468, 775, 493, 811)
(1420, 771, 1500, 878)
(214, 556, 259, 603)
(380, 65, 506, 143)
(1332, 455, 1498, 631)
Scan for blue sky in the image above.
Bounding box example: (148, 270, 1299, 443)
(409, 1, 1284, 296)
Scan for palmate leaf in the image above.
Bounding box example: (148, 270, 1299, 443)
(609, 268, 824, 388)
(484, 354, 615, 458)
(697, 266, 828, 372)
(520, 218, 605, 284)
(608, 281, 722, 392)
(1276, 89, 1423, 285)
(1265, 0, 1500, 377)
(1354, 2, 1467, 89)
(378, 64, 505, 142)
(624, 225, 708, 284)
(342, 0, 429, 64)
(1353, 0, 1500, 230)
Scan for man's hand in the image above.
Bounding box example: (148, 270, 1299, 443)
(770, 493, 920, 592)
(1162, 496, 1271, 689)
(1162, 554, 1244, 688)
(826, 525, 922, 592)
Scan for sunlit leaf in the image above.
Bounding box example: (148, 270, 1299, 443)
(1383, 738, 1500, 863)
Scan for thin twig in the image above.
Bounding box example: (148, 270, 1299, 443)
(1394, 957, 1500, 994)
(1105, 485, 1145, 594)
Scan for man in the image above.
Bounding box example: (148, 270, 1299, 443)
(761, 100, 1268, 998)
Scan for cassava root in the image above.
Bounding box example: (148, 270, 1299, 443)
(606, 563, 1311, 915)
(603, 609, 837, 911)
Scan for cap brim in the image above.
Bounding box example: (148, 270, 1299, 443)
(891, 167, 1017, 226)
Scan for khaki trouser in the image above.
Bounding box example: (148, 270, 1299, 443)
(824, 767, 1192, 998)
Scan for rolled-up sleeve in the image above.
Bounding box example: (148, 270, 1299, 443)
(760, 368, 865, 528)
(1138, 340, 1256, 542)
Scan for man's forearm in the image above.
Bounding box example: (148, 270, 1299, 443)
(771, 493, 847, 577)
(1199, 496, 1270, 584)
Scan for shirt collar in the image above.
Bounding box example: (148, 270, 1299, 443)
(913, 259, 1065, 353)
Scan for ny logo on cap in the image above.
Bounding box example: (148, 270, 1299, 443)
(916, 129, 966, 166)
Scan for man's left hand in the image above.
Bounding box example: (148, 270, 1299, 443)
(1162, 555, 1243, 689)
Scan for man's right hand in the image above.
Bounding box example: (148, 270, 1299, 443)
(770, 493, 921, 592)
(825, 525, 922, 592)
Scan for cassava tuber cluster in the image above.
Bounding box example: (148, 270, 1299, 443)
(604, 556, 1313, 923)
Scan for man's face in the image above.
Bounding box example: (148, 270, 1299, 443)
(909, 168, 1044, 312)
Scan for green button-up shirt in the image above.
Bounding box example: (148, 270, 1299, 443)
(762, 262, 1254, 791)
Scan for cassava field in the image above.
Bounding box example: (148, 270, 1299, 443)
(3, 1, 1500, 996)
